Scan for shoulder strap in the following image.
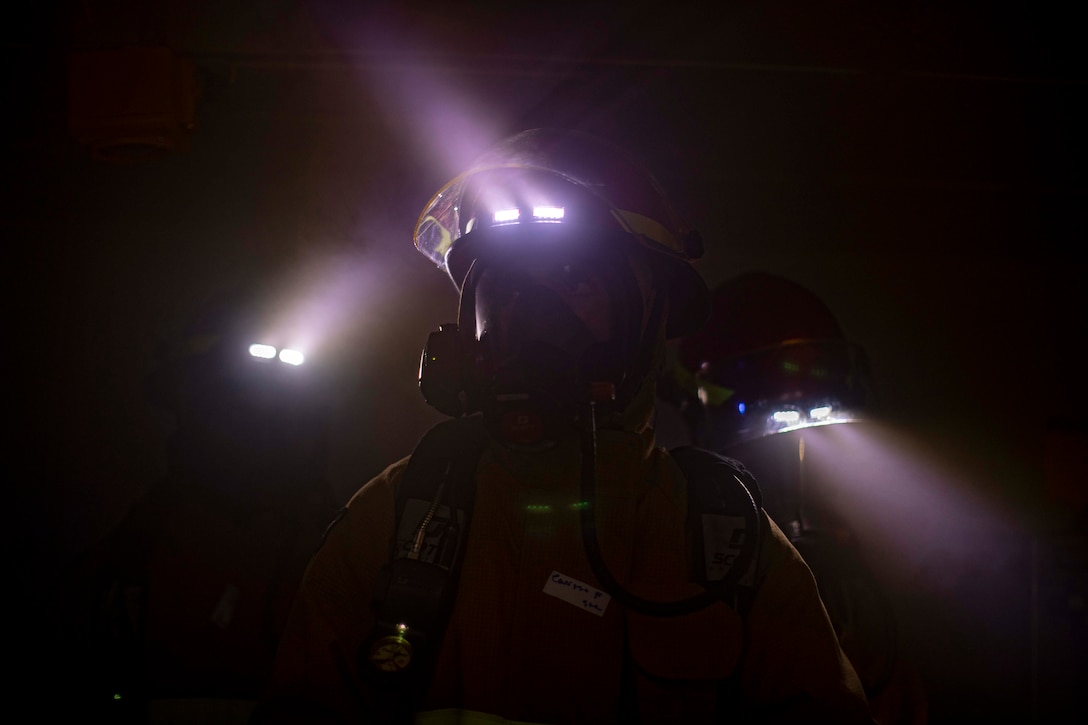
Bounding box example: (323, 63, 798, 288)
(363, 415, 489, 694)
(391, 414, 489, 563)
(670, 446, 763, 608)
(672, 446, 762, 508)
(363, 432, 762, 695)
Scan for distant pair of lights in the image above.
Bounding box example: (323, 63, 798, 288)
(248, 343, 305, 366)
(493, 206, 566, 224)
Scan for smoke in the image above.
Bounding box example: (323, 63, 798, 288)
(795, 421, 1028, 596)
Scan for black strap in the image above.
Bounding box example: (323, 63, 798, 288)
(671, 446, 763, 610)
(391, 414, 489, 560)
(362, 416, 488, 703)
(364, 423, 762, 719)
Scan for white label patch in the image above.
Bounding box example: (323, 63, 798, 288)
(543, 571, 611, 616)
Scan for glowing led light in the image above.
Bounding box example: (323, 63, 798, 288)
(532, 205, 565, 220)
(772, 410, 802, 425)
(278, 348, 305, 366)
(773, 407, 860, 434)
(738, 402, 746, 415)
(493, 208, 521, 223)
(248, 343, 277, 359)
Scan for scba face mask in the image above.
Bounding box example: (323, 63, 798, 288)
(466, 240, 645, 447)
(414, 129, 712, 443)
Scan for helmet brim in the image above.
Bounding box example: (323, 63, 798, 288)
(446, 224, 709, 340)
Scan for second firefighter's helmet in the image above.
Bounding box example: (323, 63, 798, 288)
(674, 272, 873, 448)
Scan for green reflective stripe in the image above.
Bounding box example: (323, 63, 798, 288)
(415, 708, 546, 725)
(697, 380, 735, 407)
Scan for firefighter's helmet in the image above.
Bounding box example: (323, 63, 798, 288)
(675, 271, 873, 447)
(414, 128, 710, 339)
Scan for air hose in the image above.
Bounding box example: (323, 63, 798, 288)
(577, 398, 739, 617)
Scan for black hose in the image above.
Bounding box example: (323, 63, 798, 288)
(578, 400, 721, 617)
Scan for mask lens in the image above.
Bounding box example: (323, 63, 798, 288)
(474, 255, 613, 366)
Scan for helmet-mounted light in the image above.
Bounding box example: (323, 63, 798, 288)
(249, 343, 277, 360)
(747, 402, 860, 437)
(485, 205, 566, 228)
(531, 205, 565, 221)
(278, 348, 306, 366)
(772, 410, 802, 426)
(248, 343, 306, 366)
(492, 208, 520, 224)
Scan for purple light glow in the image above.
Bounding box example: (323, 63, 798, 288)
(782, 422, 1024, 597)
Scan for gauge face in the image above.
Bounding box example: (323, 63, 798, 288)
(369, 635, 413, 672)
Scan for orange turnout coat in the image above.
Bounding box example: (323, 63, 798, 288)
(255, 410, 873, 724)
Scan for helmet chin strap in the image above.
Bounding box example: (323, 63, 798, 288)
(611, 287, 667, 415)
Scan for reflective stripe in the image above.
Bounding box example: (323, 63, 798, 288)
(415, 708, 546, 725)
(697, 379, 736, 408)
(610, 208, 680, 255)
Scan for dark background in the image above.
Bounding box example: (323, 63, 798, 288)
(4, 1, 1086, 721)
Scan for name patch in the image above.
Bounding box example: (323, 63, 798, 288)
(543, 571, 611, 616)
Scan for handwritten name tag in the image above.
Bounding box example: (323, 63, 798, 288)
(543, 571, 611, 616)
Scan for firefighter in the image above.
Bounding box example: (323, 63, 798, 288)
(63, 290, 340, 723)
(667, 271, 927, 724)
(254, 130, 874, 723)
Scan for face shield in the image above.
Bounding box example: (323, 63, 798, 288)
(467, 229, 648, 396)
(413, 129, 710, 340)
(414, 130, 711, 442)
